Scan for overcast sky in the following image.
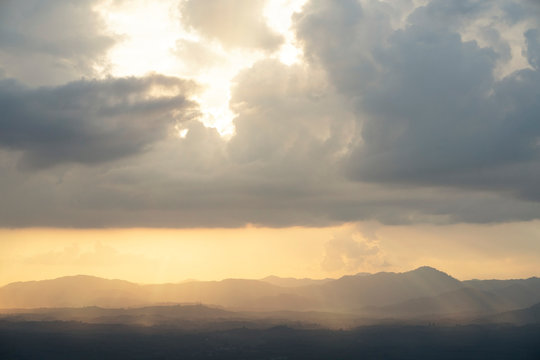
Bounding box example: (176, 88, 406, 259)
(1, 0, 539, 282)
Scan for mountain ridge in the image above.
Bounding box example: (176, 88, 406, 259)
(2, 267, 540, 319)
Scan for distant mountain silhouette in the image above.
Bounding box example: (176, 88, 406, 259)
(463, 277, 540, 291)
(299, 266, 463, 311)
(0, 275, 144, 308)
(463, 278, 540, 308)
(371, 287, 511, 318)
(260, 276, 333, 288)
(480, 302, 540, 325)
(0, 277, 288, 309)
(2, 267, 540, 323)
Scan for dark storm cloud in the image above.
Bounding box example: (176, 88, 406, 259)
(0, 0, 116, 86)
(525, 29, 540, 70)
(295, 0, 540, 201)
(0, 75, 199, 169)
(180, 0, 283, 50)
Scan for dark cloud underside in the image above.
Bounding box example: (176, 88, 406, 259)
(0, 75, 199, 169)
(0, 0, 116, 86)
(296, 0, 540, 200)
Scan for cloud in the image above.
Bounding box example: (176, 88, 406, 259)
(0, 75, 199, 169)
(1, 0, 540, 228)
(321, 228, 385, 273)
(180, 0, 283, 51)
(227, 59, 354, 166)
(2, 56, 540, 227)
(173, 39, 227, 73)
(0, 0, 116, 86)
(295, 0, 540, 201)
(525, 28, 540, 70)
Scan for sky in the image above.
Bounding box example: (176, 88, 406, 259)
(1, 0, 540, 285)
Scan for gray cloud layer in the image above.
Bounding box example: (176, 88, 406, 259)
(0, 75, 199, 169)
(1, 0, 540, 227)
(296, 0, 540, 200)
(0, 0, 116, 86)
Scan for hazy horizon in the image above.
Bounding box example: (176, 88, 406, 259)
(4, 263, 540, 289)
(2, 221, 540, 286)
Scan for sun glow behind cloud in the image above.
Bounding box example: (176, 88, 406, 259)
(264, 0, 307, 65)
(99, 0, 182, 77)
(98, 0, 307, 137)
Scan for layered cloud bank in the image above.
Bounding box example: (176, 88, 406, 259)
(1, 0, 540, 227)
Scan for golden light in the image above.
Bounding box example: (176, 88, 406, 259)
(97, 0, 307, 137)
